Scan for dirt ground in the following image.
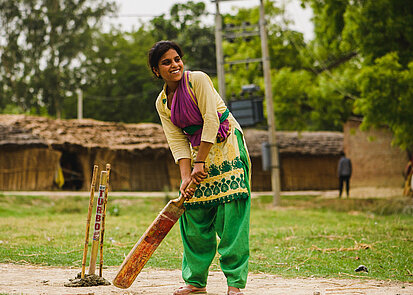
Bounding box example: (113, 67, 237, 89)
(1, 263, 413, 295)
(1, 187, 411, 294)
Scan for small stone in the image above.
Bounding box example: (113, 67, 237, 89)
(355, 265, 369, 272)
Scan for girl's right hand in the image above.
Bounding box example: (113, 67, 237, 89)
(180, 177, 195, 200)
(191, 162, 208, 185)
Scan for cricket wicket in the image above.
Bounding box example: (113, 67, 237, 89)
(81, 165, 98, 279)
(99, 164, 111, 277)
(81, 164, 111, 277)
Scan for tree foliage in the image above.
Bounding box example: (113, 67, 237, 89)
(0, 0, 115, 117)
(1, 0, 411, 150)
(301, 0, 413, 149)
(220, 2, 305, 97)
(70, 1, 216, 122)
(345, 0, 413, 149)
(355, 53, 413, 150)
(342, 0, 413, 67)
(150, 1, 216, 74)
(66, 28, 161, 123)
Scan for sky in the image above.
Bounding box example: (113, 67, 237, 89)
(107, 0, 314, 41)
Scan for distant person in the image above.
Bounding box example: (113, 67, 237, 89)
(403, 153, 413, 197)
(338, 152, 352, 198)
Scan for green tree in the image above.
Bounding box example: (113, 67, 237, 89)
(342, 1, 413, 149)
(221, 1, 305, 96)
(299, 0, 358, 75)
(298, 0, 413, 149)
(271, 68, 314, 130)
(72, 1, 216, 123)
(342, 0, 413, 67)
(70, 28, 160, 122)
(219, 1, 354, 131)
(356, 53, 413, 150)
(150, 1, 216, 74)
(0, 0, 115, 117)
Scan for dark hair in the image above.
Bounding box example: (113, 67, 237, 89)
(148, 41, 184, 79)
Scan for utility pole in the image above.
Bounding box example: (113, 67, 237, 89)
(259, 0, 281, 206)
(214, 1, 226, 101)
(77, 89, 83, 120)
(213, 0, 281, 205)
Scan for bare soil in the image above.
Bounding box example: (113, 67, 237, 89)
(1, 187, 410, 294)
(1, 263, 412, 295)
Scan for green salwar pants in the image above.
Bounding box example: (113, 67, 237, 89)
(179, 197, 251, 289)
(179, 128, 251, 289)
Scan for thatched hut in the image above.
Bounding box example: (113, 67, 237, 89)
(0, 115, 174, 191)
(1, 114, 344, 192)
(0, 123, 61, 190)
(243, 129, 343, 191)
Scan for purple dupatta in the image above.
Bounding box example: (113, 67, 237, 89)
(170, 71, 230, 147)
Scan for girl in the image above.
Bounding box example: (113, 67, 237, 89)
(149, 40, 251, 295)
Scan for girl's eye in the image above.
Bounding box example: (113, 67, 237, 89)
(160, 56, 181, 66)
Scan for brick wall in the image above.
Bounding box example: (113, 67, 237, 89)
(343, 119, 408, 187)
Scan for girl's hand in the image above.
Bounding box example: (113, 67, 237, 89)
(180, 177, 195, 200)
(191, 162, 208, 185)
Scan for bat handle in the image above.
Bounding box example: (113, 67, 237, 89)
(176, 180, 197, 207)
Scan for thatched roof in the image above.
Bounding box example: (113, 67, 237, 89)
(0, 114, 168, 152)
(243, 129, 343, 157)
(0, 115, 343, 156)
(0, 124, 47, 148)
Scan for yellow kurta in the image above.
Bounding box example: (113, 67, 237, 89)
(156, 71, 250, 208)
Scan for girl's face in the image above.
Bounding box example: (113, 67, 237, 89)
(154, 49, 184, 83)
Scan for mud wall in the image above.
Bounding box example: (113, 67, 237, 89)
(343, 120, 408, 187)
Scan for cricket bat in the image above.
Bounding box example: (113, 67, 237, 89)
(113, 181, 196, 289)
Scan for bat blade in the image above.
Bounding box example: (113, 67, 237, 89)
(113, 198, 185, 289)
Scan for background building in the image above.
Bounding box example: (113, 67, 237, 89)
(0, 115, 407, 192)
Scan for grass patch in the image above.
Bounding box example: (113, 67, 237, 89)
(0, 193, 412, 282)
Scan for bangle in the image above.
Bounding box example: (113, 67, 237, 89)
(194, 161, 205, 164)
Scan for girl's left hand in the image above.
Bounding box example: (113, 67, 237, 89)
(191, 162, 208, 185)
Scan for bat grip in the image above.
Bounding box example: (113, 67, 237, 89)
(176, 180, 197, 207)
